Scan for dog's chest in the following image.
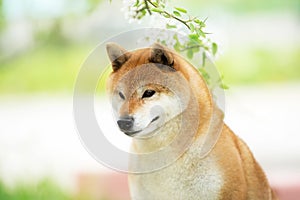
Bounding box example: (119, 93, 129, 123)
(129, 152, 223, 200)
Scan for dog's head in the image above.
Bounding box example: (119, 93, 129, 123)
(106, 43, 192, 137)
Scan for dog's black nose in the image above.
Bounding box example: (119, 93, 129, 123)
(117, 116, 134, 131)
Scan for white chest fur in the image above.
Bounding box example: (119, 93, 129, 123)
(129, 147, 224, 200)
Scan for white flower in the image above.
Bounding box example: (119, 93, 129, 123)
(121, 0, 139, 23)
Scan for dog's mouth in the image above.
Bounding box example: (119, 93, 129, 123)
(150, 116, 160, 123)
(123, 130, 141, 137)
(123, 116, 160, 137)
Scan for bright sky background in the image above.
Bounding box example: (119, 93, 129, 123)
(2, 0, 87, 20)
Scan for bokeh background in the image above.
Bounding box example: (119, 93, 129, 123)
(0, 0, 300, 199)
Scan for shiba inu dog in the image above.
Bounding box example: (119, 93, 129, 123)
(106, 42, 277, 200)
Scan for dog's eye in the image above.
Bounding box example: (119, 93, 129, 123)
(119, 92, 125, 100)
(142, 90, 156, 99)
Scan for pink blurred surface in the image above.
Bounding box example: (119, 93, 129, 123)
(77, 172, 300, 200)
(77, 172, 130, 200)
(272, 183, 300, 200)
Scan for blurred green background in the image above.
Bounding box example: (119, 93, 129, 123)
(0, 0, 299, 199)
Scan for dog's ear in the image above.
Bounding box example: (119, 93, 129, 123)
(106, 43, 130, 72)
(150, 43, 174, 70)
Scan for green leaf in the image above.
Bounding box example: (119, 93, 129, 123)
(173, 10, 181, 17)
(188, 34, 198, 40)
(194, 19, 201, 24)
(152, 1, 158, 7)
(200, 21, 206, 28)
(162, 13, 171, 18)
(175, 7, 187, 13)
(202, 52, 206, 66)
(220, 83, 229, 90)
(173, 34, 183, 52)
(134, 0, 140, 6)
(196, 29, 206, 38)
(166, 24, 177, 29)
(192, 46, 200, 53)
(151, 8, 163, 13)
(187, 49, 193, 59)
(174, 42, 181, 52)
(212, 42, 218, 55)
(189, 23, 195, 32)
(137, 10, 147, 19)
(161, 40, 167, 46)
(194, 19, 206, 27)
(173, 34, 179, 41)
(198, 67, 210, 83)
(187, 39, 199, 47)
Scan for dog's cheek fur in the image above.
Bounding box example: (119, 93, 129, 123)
(132, 94, 182, 131)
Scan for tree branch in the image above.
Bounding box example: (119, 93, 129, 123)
(146, 0, 190, 30)
(144, 0, 152, 15)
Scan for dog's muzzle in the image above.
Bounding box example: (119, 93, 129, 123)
(117, 116, 134, 133)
